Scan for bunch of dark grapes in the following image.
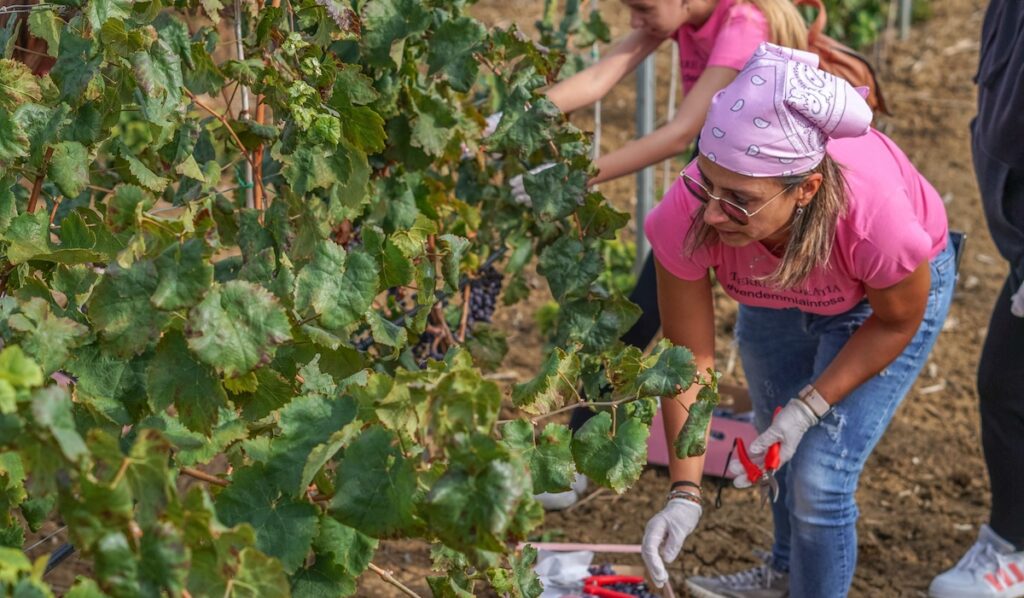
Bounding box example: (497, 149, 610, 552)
(411, 329, 445, 366)
(351, 330, 373, 351)
(585, 565, 659, 598)
(466, 264, 503, 325)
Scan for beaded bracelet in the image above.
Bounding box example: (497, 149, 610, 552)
(670, 480, 701, 492)
(663, 491, 704, 503)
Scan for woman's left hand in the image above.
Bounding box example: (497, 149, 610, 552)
(728, 398, 819, 488)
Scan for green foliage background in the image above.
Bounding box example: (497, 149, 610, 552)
(0, 0, 717, 595)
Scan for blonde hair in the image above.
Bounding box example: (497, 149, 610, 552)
(685, 154, 849, 289)
(742, 0, 809, 50)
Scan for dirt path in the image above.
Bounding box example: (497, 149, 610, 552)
(362, 0, 1003, 595)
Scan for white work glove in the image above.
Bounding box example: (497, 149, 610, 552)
(482, 112, 503, 138)
(728, 398, 818, 488)
(641, 498, 702, 588)
(508, 162, 556, 206)
(1011, 279, 1024, 317)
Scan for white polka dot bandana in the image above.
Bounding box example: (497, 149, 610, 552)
(698, 42, 873, 177)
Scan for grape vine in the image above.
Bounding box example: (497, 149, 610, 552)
(0, 0, 718, 595)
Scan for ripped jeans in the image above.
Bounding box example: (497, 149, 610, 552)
(735, 238, 956, 598)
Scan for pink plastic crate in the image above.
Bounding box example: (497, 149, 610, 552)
(646, 407, 759, 479)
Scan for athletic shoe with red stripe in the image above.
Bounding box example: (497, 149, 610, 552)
(930, 525, 1024, 598)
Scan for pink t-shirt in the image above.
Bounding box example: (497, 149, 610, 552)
(677, 0, 769, 93)
(644, 129, 949, 315)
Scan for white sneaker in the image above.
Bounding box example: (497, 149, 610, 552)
(685, 560, 788, 598)
(534, 473, 588, 510)
(929, 524, 1024, 597)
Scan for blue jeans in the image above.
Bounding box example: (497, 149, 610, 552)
(734, 238, 956, 597)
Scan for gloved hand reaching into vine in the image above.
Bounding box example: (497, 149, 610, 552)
(641, 497, 702, 588)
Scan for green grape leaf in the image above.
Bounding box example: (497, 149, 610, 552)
(464, 324, 508, 372)
(675, 386, 718, 458)
(2, 211, 50, 265)
(230, 548, 291, 597)
(216, 463, 319, 573)
(332, 64, 378, 106)
(411, 93, 456, 157)
(577, 193, 631, 240)
(147, 331, 228, 435)
(359, 0, 430, 67)
(262, 394, 356, 497)
(28, 9, 62, 57)
(291, 516, 377, 598)
(31, 386, 88, 462)
(0, 346, 44, 389)
(87, 261, 169, 357)
(423, 435, 530, 555)
(124, 429, 176, 528)
(7, 297, 88, 374)
(511, 347, 580, 416)
(0, 59, 41, 111)
(281, 144, 337, 196)
(636, 343, 697, 398)
(98, 19, 148, 57)
(426, 17, 485, 92)
(338, 102, 385, 154)
(49, 141, 90, 199)
(106, 185, 155, 232)
(87, 0, 133, 29)
(439, 234, 469, 295)
(501, 421, 575, 494)
(51, 29, 100, 103)
(538, 237, 602, 301)
(556, 295, 642, 353)
(0, 105, 28, 162)
(365, 309, 406, 350)
(524, 163, 588, 223)
(571, 412, 649, 493)
(489, 88, 562, 156)
(433, 365, 501, 439)
(488, 546, 543, 598)
(122, 150, 170, 193)
(330, 426, 417, 538)
(187, 281, 292, 378)
(65, 344, 148, 425)
(152, 239, 214, 310)
(131, 39, 183, 124)
(234, 367, 295, 421)
(293, 241, 379, 331)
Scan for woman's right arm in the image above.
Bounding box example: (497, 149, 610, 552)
(545, 29, 664, 114)
(654, 259, 717, 487)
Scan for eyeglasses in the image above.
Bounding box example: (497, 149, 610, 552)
(681, 172, 795, 226)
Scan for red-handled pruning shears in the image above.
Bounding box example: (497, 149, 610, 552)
(734, 407, 782, 507)
(582, 575, 646, 598)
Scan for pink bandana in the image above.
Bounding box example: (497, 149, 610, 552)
(698, 42, 873, 177)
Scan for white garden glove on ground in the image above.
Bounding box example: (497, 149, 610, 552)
(1010, 279, 1024, 317)
(508, 162, 556, 206)
(642, 498, 702, 588)
(728, 398, 818, 488)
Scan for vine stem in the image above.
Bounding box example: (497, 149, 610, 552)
(457, 285, 471, 342)
(367, 563, 423, 598)
(27, 147, 55, 214)
(182, 89, 261, 198)
(497, 396, 635, 425)
(180, 467, 229, 487)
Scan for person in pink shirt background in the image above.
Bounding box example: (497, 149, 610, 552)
(521, 0, 811, 511)
(639, 43, 955, 597)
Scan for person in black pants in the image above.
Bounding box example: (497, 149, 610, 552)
(929, 1, 1024, 596)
